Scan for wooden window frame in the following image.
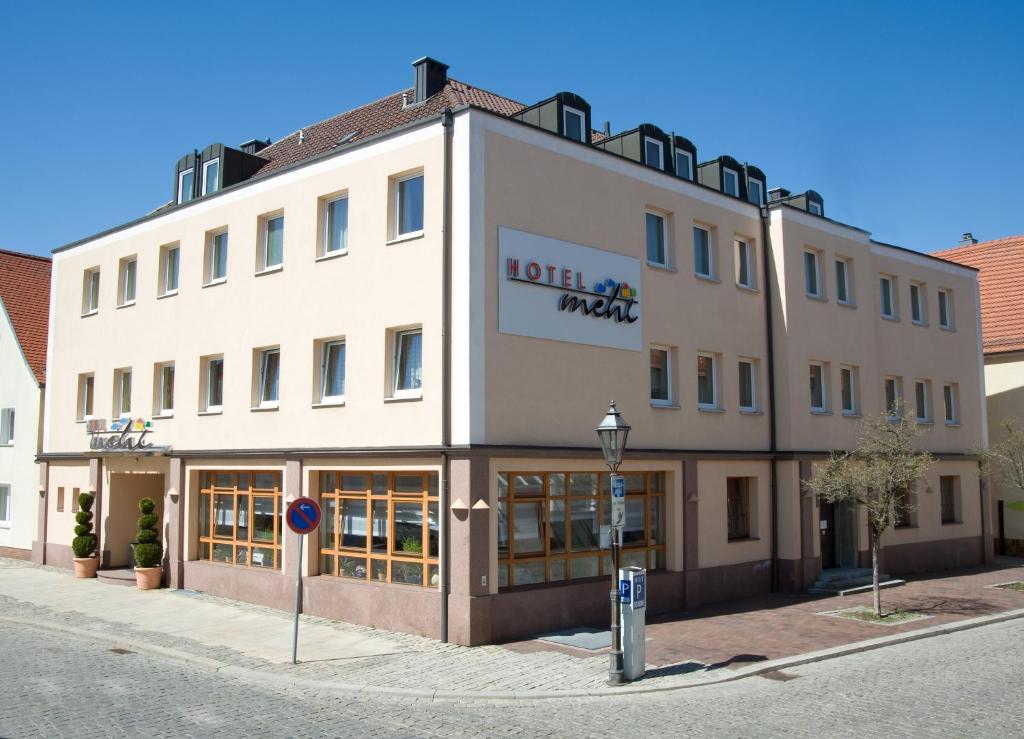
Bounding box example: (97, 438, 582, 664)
(197, 471, 283, 569)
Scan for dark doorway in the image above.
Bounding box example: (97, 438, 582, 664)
(820, 500, 857, 571)
(820, 501, 836, 569)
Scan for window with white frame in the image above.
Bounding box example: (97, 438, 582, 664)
(808, 201, 823, 216)
(693, 226, 714, 278)
(118, 256, 137, 306)
(322, 195, 349, 256)
(563, 106, 585, 142)
(205, 230, 228, 284)
(885, 376, 903, 418)
(0, 484, 10, 525)
(738, 359, 757, 412)
(201, 158, 219, 196)
(650, 346, 672, 406)
(0, 408, 14, 445)
(160, 244, 179, 296)
(910, 282, 927, 324)
(394, 173, 424, 238)
(259, 214, 284, 271)
(697, 353, 718, 409)
(804, 249, 822, 298)
(938, 288, 954, 329)
(675, 149, 693, 180)
(77, 373, 94, 420)
(735, 239, 754, 289)
(722, 168, 739, 197)
(835, 257, 853, 305)
(114, 368, 132, 417)
(943, 383, 960, 425)
(915, 379, 931, 422)
(747, 178, 764, 206)
(202, 356, 224, 412)
(809, 362, 828, 412)
(319, 340, 346, 403)
(644, 137, 664, 169)
(646, 212, 667, 266)
(840, 365, 859, 416)
(177, 168, 194, 204)
(156, 363, 175, 416)
(392, 329, 423, 398)
(82, 268, 100, 315)
(256, 348, 281, 408)
(879, 275, 897, 319)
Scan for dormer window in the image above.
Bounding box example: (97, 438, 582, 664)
(177, 168, 194, 204)
(808, 201, 823, 216)
(675, 150, 693, 181)
(722, 168, 740, 197)
(644, 137, 664, 169)
(747, 178, 764, 206)
(563, 106, 585, 142)
(202, 158, 220, 196)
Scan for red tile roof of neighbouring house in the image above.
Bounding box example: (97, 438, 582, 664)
(932, 235, 1024, 355)
(0, 249, 51, 384)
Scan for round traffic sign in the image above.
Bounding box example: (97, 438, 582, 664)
(286, 497, 322, 534)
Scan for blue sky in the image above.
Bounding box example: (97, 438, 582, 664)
(2, 1, 1022, 257)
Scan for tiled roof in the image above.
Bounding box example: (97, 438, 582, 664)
(932, 235, 1024, 354)
(0, 249, 51, 384)
(252, 79, 526, 177)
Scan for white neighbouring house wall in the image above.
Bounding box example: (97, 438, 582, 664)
(0, 299, 42, 554)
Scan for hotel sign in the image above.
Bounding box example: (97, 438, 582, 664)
(497, 226, 643, 351)
(86, 417, 170, 454)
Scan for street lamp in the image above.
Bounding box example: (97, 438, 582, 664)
(596, 401, 630, 686)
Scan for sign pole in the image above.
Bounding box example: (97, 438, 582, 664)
(285, 496, 321, 666)
(292, 533, 303, 665)
(608, 473, 625, 685)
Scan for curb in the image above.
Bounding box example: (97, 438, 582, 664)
(4, 607, 1023, 701)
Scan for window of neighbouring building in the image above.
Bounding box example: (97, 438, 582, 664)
(738, 359, 757, 412)
(319, 339, 346, 404)
(938, 288, 954, 329)
(809, 362, 828, 412)
(880, 275, 897, 319)
(202, 356, 224, 413)
(915, 380, 931, 423)
(117, 256, 137, 307)
(82, 268, 100, 315)
(321, 194, 349, 257)
(259, 214, 284, 272)
(940, 476, 960, 524)
(318, 471, 439, 586)
(894, 486, 914, 528)
(885, 376, 903, 418)
(693, 226, 713, 279)
(394, 173, 424, 238)
(0, 408, 14, 445)
(835, 257, 853, 305)
(650, 346, 672, 406)
(646, 212, 667, 266)
(256, 348, 280, 409)
(160, 244, 180, 296)
(77, 373, 94, 420)
(697, 353, 718, 409)
(727, 477, 754, 540)
(198, 471, 283, 569)
(735, 239, 754, 289)
(804, 249, 822, 298)
(910, 282, 927, 325)
(496, 472, 666, 588)
(0, 484, 10, 525)
(205, 230, 228, 285)
(392, 329, 422, 398)
(943, 383, 960, 425)
(840, 365, 859, 416)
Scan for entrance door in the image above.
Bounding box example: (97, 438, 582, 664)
(819, 501, 836, 570)
(835, 501, 858, 568)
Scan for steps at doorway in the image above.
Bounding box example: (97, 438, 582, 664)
(808, 568, 906, 596)
(96, 569, 137, 587)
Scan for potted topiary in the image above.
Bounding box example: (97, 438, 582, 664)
(72, 490, 98, 578)
(133, 497, 163, 590)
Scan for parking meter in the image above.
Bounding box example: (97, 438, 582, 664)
(619, 566, 647, 681)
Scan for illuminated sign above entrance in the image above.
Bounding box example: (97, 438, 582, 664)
(498, 226, 643, 351)
(86, 417, 170, 454)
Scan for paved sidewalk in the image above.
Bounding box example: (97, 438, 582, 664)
(2, 557, 1022, 699)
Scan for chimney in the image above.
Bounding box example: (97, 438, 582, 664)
(240, 138, 271, 155)
(959, 232, 978, 246)
(412, 56, 449, 104)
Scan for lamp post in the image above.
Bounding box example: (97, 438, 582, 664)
(596, 401, 631, 686)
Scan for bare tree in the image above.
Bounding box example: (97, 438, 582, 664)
(805, 402, 934, 616)
(982, 419, 1024, 497)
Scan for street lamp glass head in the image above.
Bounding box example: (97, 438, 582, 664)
(596, 401, 631, 470)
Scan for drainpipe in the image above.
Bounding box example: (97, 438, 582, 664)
(439, 107, 454, 642)
(760, 206, 780, 592)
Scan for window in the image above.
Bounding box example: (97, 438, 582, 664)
(392, 329, 423, 398)
(645, 212, 667, 265)
(82, 268, 100, 315)
(256, 348, 280, 408)
(563, 106, 585, 142)
(943, 383, 960, 425)
(156, 363, 175, 416)
(319, 340, 346, 403)
(938, 289, 954, 329)
(727, 477, 754, 540)
(722, 168, 739, 197)
(804, 250, 822, 298)
(910, 282, 926, 324)
(885, 376, 903, 418)
(644, 137, 664, 169)
(394, 173, 424, 238)
(203, 356, 225, 412)
(77, 373, 94, 420)
(650, 347, 672, 406)
(697, 353, 718, 409)
(840, 366, 859, 416)
(56, 486, 65, 513)
(675, 149, 693, 180)
(738, 360, 757, 412)
(809, 362, 828, 412)
(114, 368, 132, 417)
(259, 214, 284, 271)
(735, 239, 754, 289)
(693, 226, 713, 278)
(497, 471, 666, 587)
(894, 486, 913, 528)
(940, 476, 960, 524)
(0, 484, 9, 526)
(808, 201, 823, 216)
(322, 195, 349, 256)
(160, 244, 179, 296)
(880, 276, 897, 319)
(201, 158, 219, 196)
(319, 471, 441, 586)
(747, 178, 764, 206)
(0, 408, 14, 445)
(915, 380, 931, 422)
(205, 231, 228, 284)
(117, 257, 137, 306)
(835, 258, 853, 305)
(177, 168, 194, 204)
(71, 487, 80, 513)
(198, 471, 282, 569)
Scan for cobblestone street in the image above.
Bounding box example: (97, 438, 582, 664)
(3, 617, 1022, 738)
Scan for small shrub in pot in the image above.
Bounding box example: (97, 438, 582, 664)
(72, 492, 98, 578)
(133, 497, 163, 589)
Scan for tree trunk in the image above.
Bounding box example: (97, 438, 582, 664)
(871, 533, 881, 617)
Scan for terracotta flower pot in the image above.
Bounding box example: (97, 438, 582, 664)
(73, 557, 99, 579)
(134, 566, 162, 590)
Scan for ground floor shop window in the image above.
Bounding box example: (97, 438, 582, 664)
(198, 471, 283, 569)
(318, 471, 439, 587)
(497, 472, 666, 588)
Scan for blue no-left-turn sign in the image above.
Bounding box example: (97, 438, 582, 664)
(286, 497, 322, 535)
